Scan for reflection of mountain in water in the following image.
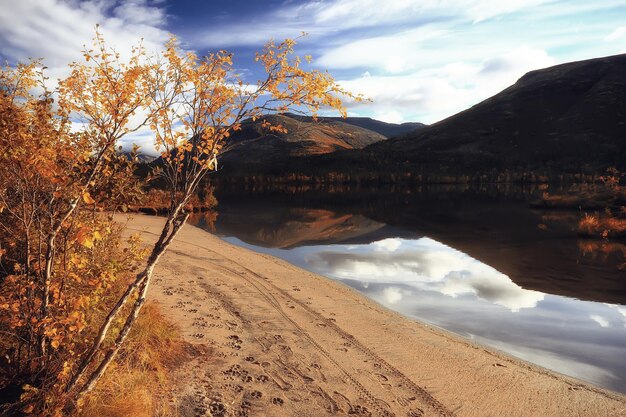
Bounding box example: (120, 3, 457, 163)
(199, 202, 386, 248)
(207, 186, 626, 393)
(211, 187, 626, 305)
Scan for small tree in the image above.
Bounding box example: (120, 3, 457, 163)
(0, 34, 151, 415)
(65, 34, 361, 400)
(0, 30, 360, 414)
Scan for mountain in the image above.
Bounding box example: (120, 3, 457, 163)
(212, 54, 626, 182)
(282, 113, 426, 138)
(218, 113, 387, 167)
(369, 53, 626, 173)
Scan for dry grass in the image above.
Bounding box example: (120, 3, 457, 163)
(79, 303, 185, 417)
(533, 183, 625, 210)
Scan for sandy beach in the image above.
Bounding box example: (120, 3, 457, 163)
(118, 214, 626, 417)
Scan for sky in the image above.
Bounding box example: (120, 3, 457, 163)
(1, 0, 626, 129)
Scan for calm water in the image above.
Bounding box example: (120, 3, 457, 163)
(190, 185, 626, 393)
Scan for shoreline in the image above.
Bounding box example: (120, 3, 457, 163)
(117, 214, 626, 417)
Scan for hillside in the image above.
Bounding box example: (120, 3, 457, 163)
(283, 113, 425, 138)
(218, 114, 386, 168)
(212, 54, 626, 182)
(369, 53, 626, 173)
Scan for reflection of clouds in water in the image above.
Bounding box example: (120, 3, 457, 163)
(603, 303, 626, 328)
(441, 270, 544, 312)
(373, 238, 402, 252)
(382, 287, 405, 304)
(224, 235, 626, 392)
(590, 314, 610, 328)
(474, 336, 620, 389)
(307, 237, 543, 312)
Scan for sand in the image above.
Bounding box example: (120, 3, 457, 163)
(117, 214, 626, 417)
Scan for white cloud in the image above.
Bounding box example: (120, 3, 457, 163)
(191, 0, 549, 49)
(113, 0, 166, 26)
(0, 0, 171, 155)
(303, 0, 547, 28)
(0, 0, 169, 70)
(316, 26, 448, 74)
(605, 27, 626, 42)
(334, 45, 554, 123)
(183, 0, 626, 124)
(6, 0, 626, 134)
(603, 303, 626, 328)
(374, 110, 405, 124)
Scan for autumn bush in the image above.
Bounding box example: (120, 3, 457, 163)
(0, 214, 146, 414)
(576, 169, 626, 239)
(0, 28, 353, 416)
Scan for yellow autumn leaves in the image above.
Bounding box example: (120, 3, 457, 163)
(0, 28, 360, 415)
(75, 226, 102, 249)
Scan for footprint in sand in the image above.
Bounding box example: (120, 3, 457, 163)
(208, 401, 226, 417)
(255, 374, 269, 383)
(227, 334, 243, 350)
(248, 390, 263, 399)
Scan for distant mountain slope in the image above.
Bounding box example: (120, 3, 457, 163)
(369, 54, 626, 172)
(219, 113, 386, 165)
(283, 113, 426, 138)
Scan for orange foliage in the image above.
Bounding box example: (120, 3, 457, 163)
(0, 28, 356, 415)
(579, 213, 626, 238)
(577, 169, 626, 239)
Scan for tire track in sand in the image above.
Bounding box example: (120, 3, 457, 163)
(129, 226, 454, 417)
(209, 259, 454, 417)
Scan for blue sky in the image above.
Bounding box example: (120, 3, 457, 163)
(1, 0, 626, 127)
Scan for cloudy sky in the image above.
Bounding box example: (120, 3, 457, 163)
(1, 0, 626, 126)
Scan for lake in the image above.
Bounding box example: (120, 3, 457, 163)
(189, 184, 626, 393)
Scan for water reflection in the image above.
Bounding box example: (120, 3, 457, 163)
(305, 238, 544, 312)
(211, 187, 626, 303)
(220, 235, 626, 393)
(196, 187, 626, 392)
(352, 279, 626, 389)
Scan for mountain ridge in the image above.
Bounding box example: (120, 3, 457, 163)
(219, 113, 388, 165)
(368, 53, 626, 172)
